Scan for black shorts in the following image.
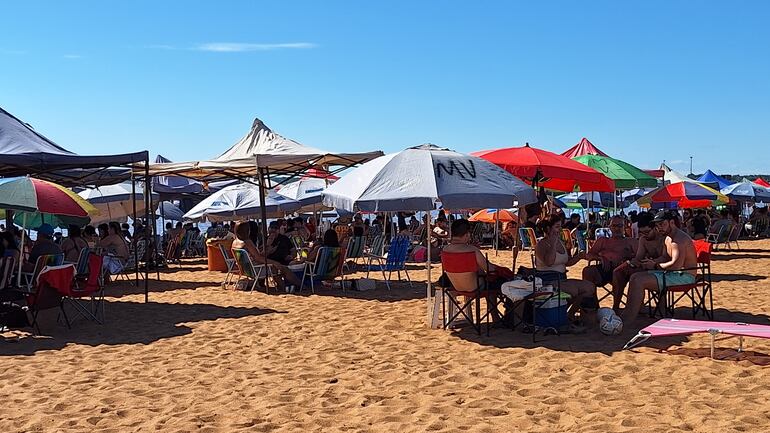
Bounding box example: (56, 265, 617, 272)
(588, 264, 613, 286)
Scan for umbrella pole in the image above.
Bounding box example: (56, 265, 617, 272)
(614, 189, 618, 216)
(17, 213, 26, 287)
(494, 209, 499, 256)
(426, 209, 433, 326)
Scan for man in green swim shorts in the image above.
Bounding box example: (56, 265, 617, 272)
(621, 210, 697, 327)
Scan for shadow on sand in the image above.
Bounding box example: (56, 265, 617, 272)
(1, 300, 283, 356)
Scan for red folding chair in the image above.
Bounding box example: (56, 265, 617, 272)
(59, 254, 105, 325)
(26, 264, 75, 333)
(440, 251, 502, 336)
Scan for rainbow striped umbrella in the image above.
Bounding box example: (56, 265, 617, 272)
(0, 176, 98, 226)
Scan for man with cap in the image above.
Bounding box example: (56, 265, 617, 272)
(23, 223, 63, 272)
(620, 210, 697, 327)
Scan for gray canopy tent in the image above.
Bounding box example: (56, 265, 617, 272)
(0, 106, 153, 301)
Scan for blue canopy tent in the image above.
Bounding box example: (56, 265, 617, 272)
(152, 154, 205, 195)
(697, 169, 733, 191)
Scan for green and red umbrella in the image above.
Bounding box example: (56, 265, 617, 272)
(572, 154, 658, 189)
(0, 176, 98, 227)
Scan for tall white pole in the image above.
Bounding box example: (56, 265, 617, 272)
(426, 210, 433, 324)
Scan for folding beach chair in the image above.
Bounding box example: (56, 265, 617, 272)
(647, 239, 713, 320)
(290, 235, 309, 261)
(231, 248, 274, 293)
(165, 236, 182, 267)
(58, 254, 105, 326)
(0, 256, 16, 290)
(440, 251, 502, 336)
(301, 246, 345, 294)
(217, 243, 237, 288)
(20, 253, 64, 291)
(67, 247, 91, 279)
(343, 236, 366, 273)
(366, 235, 386, 259)
(25, 264, 75, 333)
(366, 235, 412, 290)
(706, 224, 730, 251)
(573, 229, 588, 252)
(518, 227, 538, 267)
(116, 249, 139, 286)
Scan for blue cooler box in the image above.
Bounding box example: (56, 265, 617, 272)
(534, 296, 569, 328)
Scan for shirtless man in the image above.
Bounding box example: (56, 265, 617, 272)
(582, 216, 637, 292)
(621, 210, 697, 326)
(610, 212, 666, 312)
(231, 222, 303, 290)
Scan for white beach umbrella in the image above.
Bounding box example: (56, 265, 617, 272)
(275, 177, 327, 207)
(79, 182, 158, 224)
(183, 183, 301, 222)
(323, 144, 537, 326)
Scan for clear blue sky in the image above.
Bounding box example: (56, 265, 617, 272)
(2, 1, 769, 175)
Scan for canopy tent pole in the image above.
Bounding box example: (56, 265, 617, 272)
(257, 165, 270, 284)
(131, 172, 139, 287)
(144, 157, 152, 300)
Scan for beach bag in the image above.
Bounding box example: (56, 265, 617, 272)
(0, 303, 30, 329)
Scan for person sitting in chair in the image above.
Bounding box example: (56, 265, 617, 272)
(265, 221, 295, 266)
(621, 210, 697, 327)
(534, 215, 597, 329)
(442, 219, 511, 321)
(232, 222, 303, 290)
(500, 221, 518, 249)
(98, 222, 129, 275)
(23, 224, 63, 272)
(582, 216, 637, 295)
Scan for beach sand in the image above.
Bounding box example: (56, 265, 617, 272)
(2, 239, 770, 432)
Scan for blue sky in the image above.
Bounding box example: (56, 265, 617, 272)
(2, 1, 769, 175)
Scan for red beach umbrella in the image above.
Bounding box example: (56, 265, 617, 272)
(472, 143, 615, 192)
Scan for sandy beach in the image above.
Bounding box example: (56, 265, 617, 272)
(2, 239, 770, 433)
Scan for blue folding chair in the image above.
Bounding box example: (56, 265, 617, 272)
(366, 235, 412, 290)
(301, 247, 344, 293)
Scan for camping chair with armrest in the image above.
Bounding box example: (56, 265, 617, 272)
(647, 239, 713, 320)
(301, 246, 345, 294)
(25, 263, 75, 333)
(58, 254, 105, 325)
(440, 251, 503, 336)
(231, 248, 275, 293)
(21, 253, 65, 291)
(343, 236, 366, 273)
(366, 235, 412, 290)
(217, 243, 237, 288)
